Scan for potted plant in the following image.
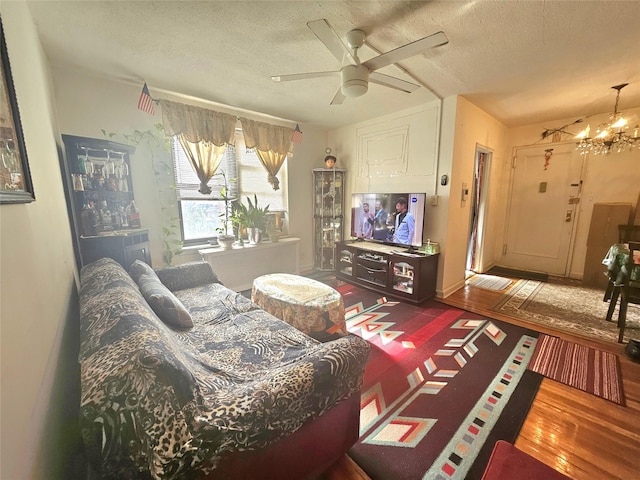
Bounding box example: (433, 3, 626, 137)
(238, 194, 270, 244)
(230, 200, 248, 242)
(214, 171, 236, 250)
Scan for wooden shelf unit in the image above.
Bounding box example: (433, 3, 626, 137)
(337, 240, 439, 304)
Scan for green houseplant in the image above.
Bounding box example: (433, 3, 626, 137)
(214, 171, 236, 250)
(232, 194, 269, 244)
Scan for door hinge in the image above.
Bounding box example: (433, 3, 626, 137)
(503, 244, 508, 255)
(512, 156, 517, 169)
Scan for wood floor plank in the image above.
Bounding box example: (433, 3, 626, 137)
(324, 275, 640, 479)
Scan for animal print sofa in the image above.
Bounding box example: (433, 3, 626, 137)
(78, 258, 370, 479)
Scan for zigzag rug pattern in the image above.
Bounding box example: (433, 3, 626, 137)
(338, 284, 542, 480)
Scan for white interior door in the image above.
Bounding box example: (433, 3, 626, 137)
(502, 143, 583, 275)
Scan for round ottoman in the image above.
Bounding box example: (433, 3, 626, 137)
(251, 273, 346, 341)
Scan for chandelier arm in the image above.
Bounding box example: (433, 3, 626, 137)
(574, 83, 637, 155)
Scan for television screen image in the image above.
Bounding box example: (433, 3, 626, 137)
(350, 193, 426, 248)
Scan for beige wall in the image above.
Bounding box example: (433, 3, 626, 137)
(508, 110, 640, 278)
(1, 2, 80, 479)
(50, 66, 327, 271)
(441, 97, 510, 296)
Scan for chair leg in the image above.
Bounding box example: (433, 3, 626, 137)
(606, 287, 620, 321)
(617, 296, 628, 343)
(604, 282, 614, 301)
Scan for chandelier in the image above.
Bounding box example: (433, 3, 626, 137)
(575, 83, 639, 155)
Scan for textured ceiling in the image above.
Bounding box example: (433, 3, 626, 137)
(26, 0, 640, 129)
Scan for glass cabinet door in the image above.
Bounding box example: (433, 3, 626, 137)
(392, 261, 414, 294)
(313, 168, 345, 270)
(338, 247, 354, 276)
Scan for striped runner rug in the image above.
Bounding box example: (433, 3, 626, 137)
(528, 334, 624, 405)
(468, 274, 513, 291)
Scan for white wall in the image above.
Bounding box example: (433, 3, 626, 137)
(1, 2, 81, 479)
(328, 102, 442, 238)
(50, 66, 328, 271)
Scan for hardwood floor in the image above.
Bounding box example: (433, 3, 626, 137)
(323, 277, 640, 479)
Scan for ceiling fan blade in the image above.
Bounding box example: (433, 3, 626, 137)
(307, 19, 356, 65)
(330, 88, 346, 105)
(369, 72, 420, 93)
(271, 71, 339, 82)
(363, 31, 448, 72)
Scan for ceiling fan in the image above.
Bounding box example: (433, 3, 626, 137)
(271, 19, 448, 105)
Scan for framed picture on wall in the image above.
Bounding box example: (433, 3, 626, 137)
(1, 17, 35, 204)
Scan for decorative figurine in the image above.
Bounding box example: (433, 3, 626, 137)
(324, 155, 336, 168)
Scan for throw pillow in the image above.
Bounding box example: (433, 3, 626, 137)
(138, 273, 193, 329)
(155, 261, 221, 291)
(129, 259, 158, 283)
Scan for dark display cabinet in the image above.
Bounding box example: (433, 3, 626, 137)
(313, 168, 345, 270)
(61, 134, 151, 268)
(336, 240, 439, 303)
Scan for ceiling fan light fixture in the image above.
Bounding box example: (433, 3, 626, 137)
(341, 64, 369, 97)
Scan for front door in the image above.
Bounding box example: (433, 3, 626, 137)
(502, 143, 583, 275)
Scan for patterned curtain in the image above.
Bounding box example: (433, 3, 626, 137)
(240, 117, 294, 191)
(160, 100, 237, 194)
(176, 137, 226, 194)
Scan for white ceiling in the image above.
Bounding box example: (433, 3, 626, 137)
(25, 0, 640, 130)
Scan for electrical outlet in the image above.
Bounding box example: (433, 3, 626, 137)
(430, 195, 439, 206)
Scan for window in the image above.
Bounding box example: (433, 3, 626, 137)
(172, 130, 287, 245)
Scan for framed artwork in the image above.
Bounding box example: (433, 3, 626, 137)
(1, 17, 35, 204)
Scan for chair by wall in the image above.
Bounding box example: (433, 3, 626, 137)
(617, 241, 640, 343)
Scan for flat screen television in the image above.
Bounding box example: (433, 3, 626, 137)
(350, 192, 426, 249)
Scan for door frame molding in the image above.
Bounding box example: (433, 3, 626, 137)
(467, 143, 493, 274)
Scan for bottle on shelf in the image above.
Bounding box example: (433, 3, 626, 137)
(80, 201, 99, 236)
(127, 200, 141, 228)
(120, 206, 129, 228)
(111, 206, 122, 229)
(100, 201, 112, 231)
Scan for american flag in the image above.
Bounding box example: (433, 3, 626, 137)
(291, 123, 303, 144)
(137, 82, 155, 115)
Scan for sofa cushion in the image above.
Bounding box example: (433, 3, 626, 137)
(155, 261, 221, 291)
(129, 259, 158, 283)
(138, 273, 193, 329)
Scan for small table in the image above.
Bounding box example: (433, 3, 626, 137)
(252, 273, 346, 341)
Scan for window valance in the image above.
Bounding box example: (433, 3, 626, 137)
(239, 117, 294, 156)
(159, 99, 237, 146)
(159, 99, 296, 193)
(239, 118, 293, 190)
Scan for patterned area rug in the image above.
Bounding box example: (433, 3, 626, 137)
(492, 277, 640, 344)
(338, 284, 542, 480)
(528, 334, 624, 405)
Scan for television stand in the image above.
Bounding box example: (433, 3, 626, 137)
(336, 240, 439, 304)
